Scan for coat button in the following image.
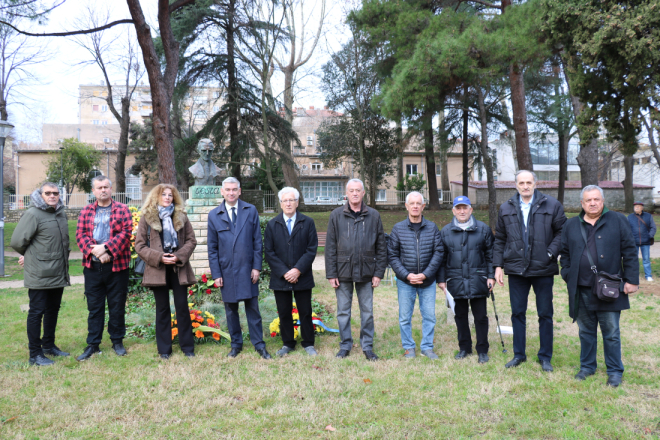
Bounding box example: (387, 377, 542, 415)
(598, 236, 601, 239)
(600, 255, 604, 258)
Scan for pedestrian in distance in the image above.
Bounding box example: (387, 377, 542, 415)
(208, 177, 272, 360)
(75, 176, 133, 361)
(325, 178, 387, 361)
(559, 185, 639, 387)
(135, 184, 198, 359)
(387, 191, 443, 360)
(493, 170, 566, 372)
(11, 183, 70, 366)
(437, 196, 494, 364)
(264, 187, 319, 357)
(628, 201, 656, 282)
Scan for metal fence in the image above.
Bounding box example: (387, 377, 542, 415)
(6, 191, 193, 210)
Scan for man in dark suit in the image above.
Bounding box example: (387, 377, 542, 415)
(264, 187, 319, 356)
(208, 177, 271, 359)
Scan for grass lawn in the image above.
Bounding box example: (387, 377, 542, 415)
(1, 269, 660, 438)
(3, 219, 79, 251)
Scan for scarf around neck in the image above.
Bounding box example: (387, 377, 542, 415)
(158, 204, 179, 251)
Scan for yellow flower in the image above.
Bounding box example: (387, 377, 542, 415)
(188, 303, 194, 308)
(293, 328, 299, 339)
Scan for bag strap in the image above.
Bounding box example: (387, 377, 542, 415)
(579, 223, 598, 274)
(638, 215, 648, 227)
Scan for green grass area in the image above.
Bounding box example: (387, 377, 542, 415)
(0, 258, 84, 281)
(1, 270, 659, 438)
(3, 219, 79, 251)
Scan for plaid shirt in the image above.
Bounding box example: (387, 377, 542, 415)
(76, 200, 133, 272)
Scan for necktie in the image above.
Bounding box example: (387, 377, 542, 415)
(231, 207, 237, 226)
(287, 218, 293, 235)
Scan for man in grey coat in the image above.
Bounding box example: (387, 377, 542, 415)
(11, 182, 70, 366)
(325, 179, 387, 361)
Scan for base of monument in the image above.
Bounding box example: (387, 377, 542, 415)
(186, 186, 223, 276)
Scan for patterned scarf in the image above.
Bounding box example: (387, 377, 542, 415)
(158, 204, 179, 251)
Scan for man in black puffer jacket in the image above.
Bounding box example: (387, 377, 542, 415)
(388, 191, 444, 360)
(493, 170, 566, 372)
(437, 196, 494, 364)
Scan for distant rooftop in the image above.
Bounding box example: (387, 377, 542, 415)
(451, 180, 655, 189)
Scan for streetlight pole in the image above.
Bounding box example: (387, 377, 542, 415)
(0, 120, 15, 277)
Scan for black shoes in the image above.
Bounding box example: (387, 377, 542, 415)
(478, 353, 489, 364)
(29, 354, 55, 366)
(112, 342, 127, 356)
(505, 357, 526, 368)
(43, 346, 70, 357)
(76, 345, 101, 362)
(575, 370, 595, 381)
(606, 375, 622, 387)
(363, 350, 379, 361)
(455, 350, 472, 360)
(160, 353, 171, 359)
(227, 347, 242, 358)
(184, 352, 195, 358)
(336, 349, 350, 359)
(256, 348, 272, 360)
(539, 359, 553, 372)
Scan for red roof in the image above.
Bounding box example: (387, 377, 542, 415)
(450, 180, 654, 189)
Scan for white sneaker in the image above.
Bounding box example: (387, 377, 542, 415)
(646, 277, 654, 282)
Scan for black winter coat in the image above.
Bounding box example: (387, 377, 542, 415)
(559, 209, 639, 320)
(387, 217, 443, 288)
(437, 217, 494, 300)
(493, 189, 566, 277)
(325, 202, 387, 282)
(264, 212, 318, 291)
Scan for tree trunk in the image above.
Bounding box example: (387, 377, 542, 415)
(423, 110, 440, 210)
(499, 99, 518, 171)
(438, 98, 451, 193)
(623, 155, 634, 212)
(226, 0, 242, 182)
(509, 63, 532, 171)
(114, 97, 131, 194)
(477, 87, 497, 231)
(642, 116, 660, 172)
(396, 121, 404, 188)
(557, 133, 568, 205)
(462, 88, 469, 196)
(280, 66, 303, 201)
(368, 159, 377, 209)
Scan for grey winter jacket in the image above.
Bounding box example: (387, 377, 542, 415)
(10, 189, 70, 289)
(387, 217, 443, 288)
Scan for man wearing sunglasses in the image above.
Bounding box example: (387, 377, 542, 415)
(11, 182, 70, 366)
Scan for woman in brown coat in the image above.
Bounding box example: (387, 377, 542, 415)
(135, 184, 197, 358)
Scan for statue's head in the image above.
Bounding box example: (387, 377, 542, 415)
(197, 138, 214, 161)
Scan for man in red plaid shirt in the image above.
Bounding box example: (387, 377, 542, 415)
(75, 175, 133, 361)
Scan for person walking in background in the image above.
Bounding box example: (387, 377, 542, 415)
(388, 191, 443, 360)
(493, 170, 566, 372)
(560, 185, 639, 387)
(135, 184, 197, 359)
(438, 196, 494, 364)
(326, 178, 387, 361)
(75, 176, 132, 361)
(11, 183, 70, 366)
(264, 187, 319, 357)
(628, 201, 656, 282)
(208, 177, 271, 360)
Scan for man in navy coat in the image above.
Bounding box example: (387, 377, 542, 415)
(208, 177, 272, 359)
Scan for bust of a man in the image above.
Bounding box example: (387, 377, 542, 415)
(189, 138, 222, 186)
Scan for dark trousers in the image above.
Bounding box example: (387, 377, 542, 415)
(152, 266, 195, 355)
(224, 296, 265, 350)
(274, 289, 314, 349)
(27, 288, 64, 357)
(83, 262, 129, 346)
(508, 275, 554, 362)
(454, 297, 489, 354)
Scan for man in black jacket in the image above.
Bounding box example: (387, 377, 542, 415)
(388, 191, 443, 360)
(326, 179, 388, 361)
(264, 187, 319, 357)
(493, 170, 566, 372)
(559, 185, 638, 387)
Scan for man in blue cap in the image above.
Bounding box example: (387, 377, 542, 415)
(437, 195, 494, 363)
(628, 201, 656, 282)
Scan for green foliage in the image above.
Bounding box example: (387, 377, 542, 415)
(402, 173, 426, 192)
(43, 138, 102, 196)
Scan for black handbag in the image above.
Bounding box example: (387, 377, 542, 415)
(134, 225, 151, 276)
(580, 223, 621, 302)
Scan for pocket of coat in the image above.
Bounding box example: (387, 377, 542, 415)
(361, 255, 376, 277)
(337, 255, 351, 278)
(36, 252, 63, 277)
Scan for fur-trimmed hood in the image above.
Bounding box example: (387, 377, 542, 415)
(30, 188, 64, 212)
(142, 204, 187, 232)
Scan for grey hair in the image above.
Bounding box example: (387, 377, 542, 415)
(222, 177, 241, 189)
(91, 175, 112, 187)
(405, 191, 424, 204)
(278, 186, 300, 202)
(346, 178, 364, 191)
(581, 185, 605, 201)
(515, 169, 537, 184)
(40, 182, 59, 191)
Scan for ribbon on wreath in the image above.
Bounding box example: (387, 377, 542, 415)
(296, 319, 339, 333)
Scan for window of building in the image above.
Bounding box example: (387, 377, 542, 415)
(193, 96, 207, 105)
(532, 140, 580, 166)
(307, 140, 314, 146)
(93, 105, 99, 111)
(89, 169, 102, 178)
(406, 164, 418, 175)
(125, 172, 142, 200)
(194, 110, 208, 119)
(101, 105, 107, 112)
(103, 138, 110, 143)
(143, 105, 152, 110)
(213, 106, 220, 112)
(213, 91, 221, 98)
(436, 164, 441, 176)
(92, 120, 99, 125)
(311, 163, 322, 171)
(102, 91, 108, 97)
(376, 189, 387, 202)
(301, 181, 341, 201)
(101, 120, 108, 125)
(93, 91, 100, 97)
(132, 106, 138, 112)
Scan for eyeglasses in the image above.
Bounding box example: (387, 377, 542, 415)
(280, 199, 298, 204)
(44, 191, 59, 196)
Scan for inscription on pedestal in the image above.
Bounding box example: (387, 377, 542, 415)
(190, 185, 222, 199)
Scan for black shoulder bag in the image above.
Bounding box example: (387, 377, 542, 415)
(134, 225, 151, 276)
(580, 223, 621, 303)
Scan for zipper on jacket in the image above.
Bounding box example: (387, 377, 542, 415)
(416, 231, 420, 274)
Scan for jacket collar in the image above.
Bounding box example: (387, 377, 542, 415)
(450, 215, 477, 231)
(509, 189, 545, 207)
(275, 211, 306, 225)
(343, 201, 368, 215)
(579, 207, 610, 225)
(406, 215, 427, 229)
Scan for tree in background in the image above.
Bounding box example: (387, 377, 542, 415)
(44, 138, 102, 200)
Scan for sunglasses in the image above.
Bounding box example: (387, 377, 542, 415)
(43, 191, 60, 196)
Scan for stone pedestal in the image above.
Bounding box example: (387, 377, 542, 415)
(185, 186, 223, 276)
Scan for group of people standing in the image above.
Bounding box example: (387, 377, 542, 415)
(12, 170, 647, 387)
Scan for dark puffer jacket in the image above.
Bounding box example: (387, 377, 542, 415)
(387, 217, 443, 288)
(492, 189, 566, 277)
(437, 217, 494, 299)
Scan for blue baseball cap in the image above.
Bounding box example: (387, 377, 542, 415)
(453, 196, 471, 207)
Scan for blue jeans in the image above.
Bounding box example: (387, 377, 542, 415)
(397, 280, 436, 352)
(637, 245, 652, 278)
(576, 287, 624, 377)
(508, 275, 554, 362)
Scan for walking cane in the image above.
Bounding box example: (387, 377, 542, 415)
(489, 286, 507, 354)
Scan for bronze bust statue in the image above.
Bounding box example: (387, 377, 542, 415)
(189, 138, 222, 186)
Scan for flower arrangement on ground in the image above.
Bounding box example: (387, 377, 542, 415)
(187, 273, 222, 306)
(172, 304, 230, 343)
(269, 303, 327, 338)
